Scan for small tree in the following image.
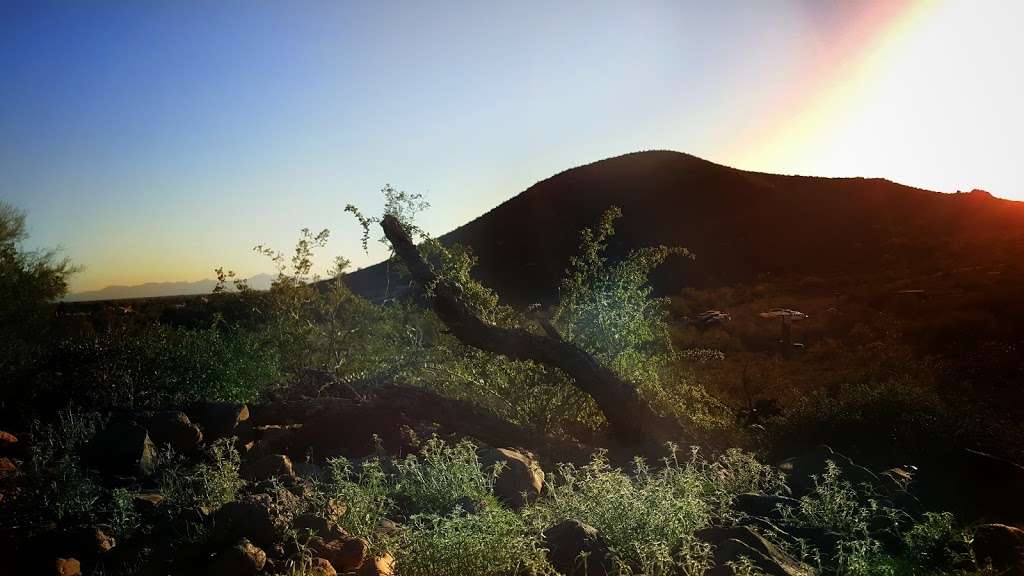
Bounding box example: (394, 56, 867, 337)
(0, 202, 77, 401)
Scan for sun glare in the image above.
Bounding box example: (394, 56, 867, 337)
(737, 0, 1023, 199)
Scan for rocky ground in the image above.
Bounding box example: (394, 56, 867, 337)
(2, 384, 1023, 576)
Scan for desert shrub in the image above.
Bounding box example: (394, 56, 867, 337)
(8, 410, 104, 526)
(394, 508, 554, 576)
(531, 450, 714, 576)
(157, 438, 244, 510)
(903, 512, 972, 569)
(0, 202, 76, 408)
(311, 456, 395, 552)
(392, 437, 499, 515)
(31, 324, 280, 411)
(770, 377, 964, 467)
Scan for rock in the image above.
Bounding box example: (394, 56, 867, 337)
(69, 526, 115, 561)
(777, 445, 878, 497)
(0, 457, 16, 478)
(733, 494, 800, 521)
(55, 558, 81, 576)
(294, 461, 324, 479)
(211, 493, 288, 549)
(696, 526, 816, 576)
(310, 536, 368, 573)
(88, 419, 156, 478)
(972, 524, 1024, 574)
(294, 513, 345, 540)
(879, 467, 914, 494)
(542, 519, 616, 576)
(357, 553, 395, 576)
(194, 403, 250, 441)
(207, 538, 266, 576)
(917, 449, 1024, 524)
(241, 454, 295, 482)
(132, 492, 166, 513)
(375, 518, 401, 537)
(0, 431, 17, 455)
(479, 447, 544, 509)
(249, 425, 297, 459)
(147, 411, 203, 454)
(308, 557, 337, 576)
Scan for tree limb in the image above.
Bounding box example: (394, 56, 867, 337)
(380, 214, 682, 444)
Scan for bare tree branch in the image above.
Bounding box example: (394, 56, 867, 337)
(380, 214, 682, 444)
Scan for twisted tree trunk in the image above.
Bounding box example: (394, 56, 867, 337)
(380, 215, 682, 444)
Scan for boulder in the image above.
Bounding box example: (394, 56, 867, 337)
(88, 419, 156, 478)
(696, 526, 816, 576)
(241, 454, 295, 482)
(310, 536, 368, 573)
(147, 411, 203, 454)
(777, 445, 878, 497)
(542, 519, 616, 576)
(0, 457, 16, 479)
(0, 431, 18, 456)
(357, 553, 395, 576)
(194, 403, 250, 442)
(55, 558, 81, 576)
(68, 526, 115, 561)
(733, 493, 800, 521)
(132, 492, 166, 513)
(308, 557, 337, 576)
(971, 524, 1024, 574)
(293, 513, 345, 540)
(211, 493, 288, 549)
(479, 447, 544, 509)
(207, 538, 266, 576)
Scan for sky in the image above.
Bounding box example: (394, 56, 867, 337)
(1, 0, 1022, 292)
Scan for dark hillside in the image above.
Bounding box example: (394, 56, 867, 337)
(345, 150, 1024, 305)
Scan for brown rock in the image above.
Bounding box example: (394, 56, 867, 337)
(195, 403, 250, 441)
(132, 492, 166, 513)
(357, 553, 395, 576)
(88, 419, 157, 478)
(308, 557, 337, 576)
(479, 447, 544, 509)
(696, 526, 815, 576)
(55, 558, 81, 576)
(0, 457, 16, 478)
(543, 519, 615, 576)
(207, 538, 266, 576)
(0, 431, 17, 454)
(241, 454, 295, 482)
(311, 536, 368, 572)
(294, 513, 345, 539)
(147, 411, 203, 454)
(972, 524, 1024, 574)
(211, 493, 288, 548)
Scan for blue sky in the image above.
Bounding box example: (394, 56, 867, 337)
(2, 0, 1020, 291)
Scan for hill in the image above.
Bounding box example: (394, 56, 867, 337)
(344, 151, 1024, 305)
(66, 273, 276, 302)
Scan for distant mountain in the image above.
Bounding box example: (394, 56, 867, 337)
(344, 150, 1024, 304)
(66, 273, 276, 302)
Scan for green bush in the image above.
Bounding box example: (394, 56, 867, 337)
(392, 437, 499, 515)
(312, 456, 395, 553)
(394, 508, 554, 576)
(157, 438, 245, 510)
(33, 324, 280, 410)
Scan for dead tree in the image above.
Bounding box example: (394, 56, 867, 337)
(380, 215, 682, 444)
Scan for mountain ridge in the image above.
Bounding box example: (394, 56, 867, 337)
(344, 150, 1024, 304)
(66, 273, 276, 302)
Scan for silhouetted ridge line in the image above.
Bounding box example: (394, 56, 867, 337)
(344, 151, 1024, 305)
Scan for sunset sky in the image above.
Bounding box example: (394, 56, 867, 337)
(2, 0, 1021, 292)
